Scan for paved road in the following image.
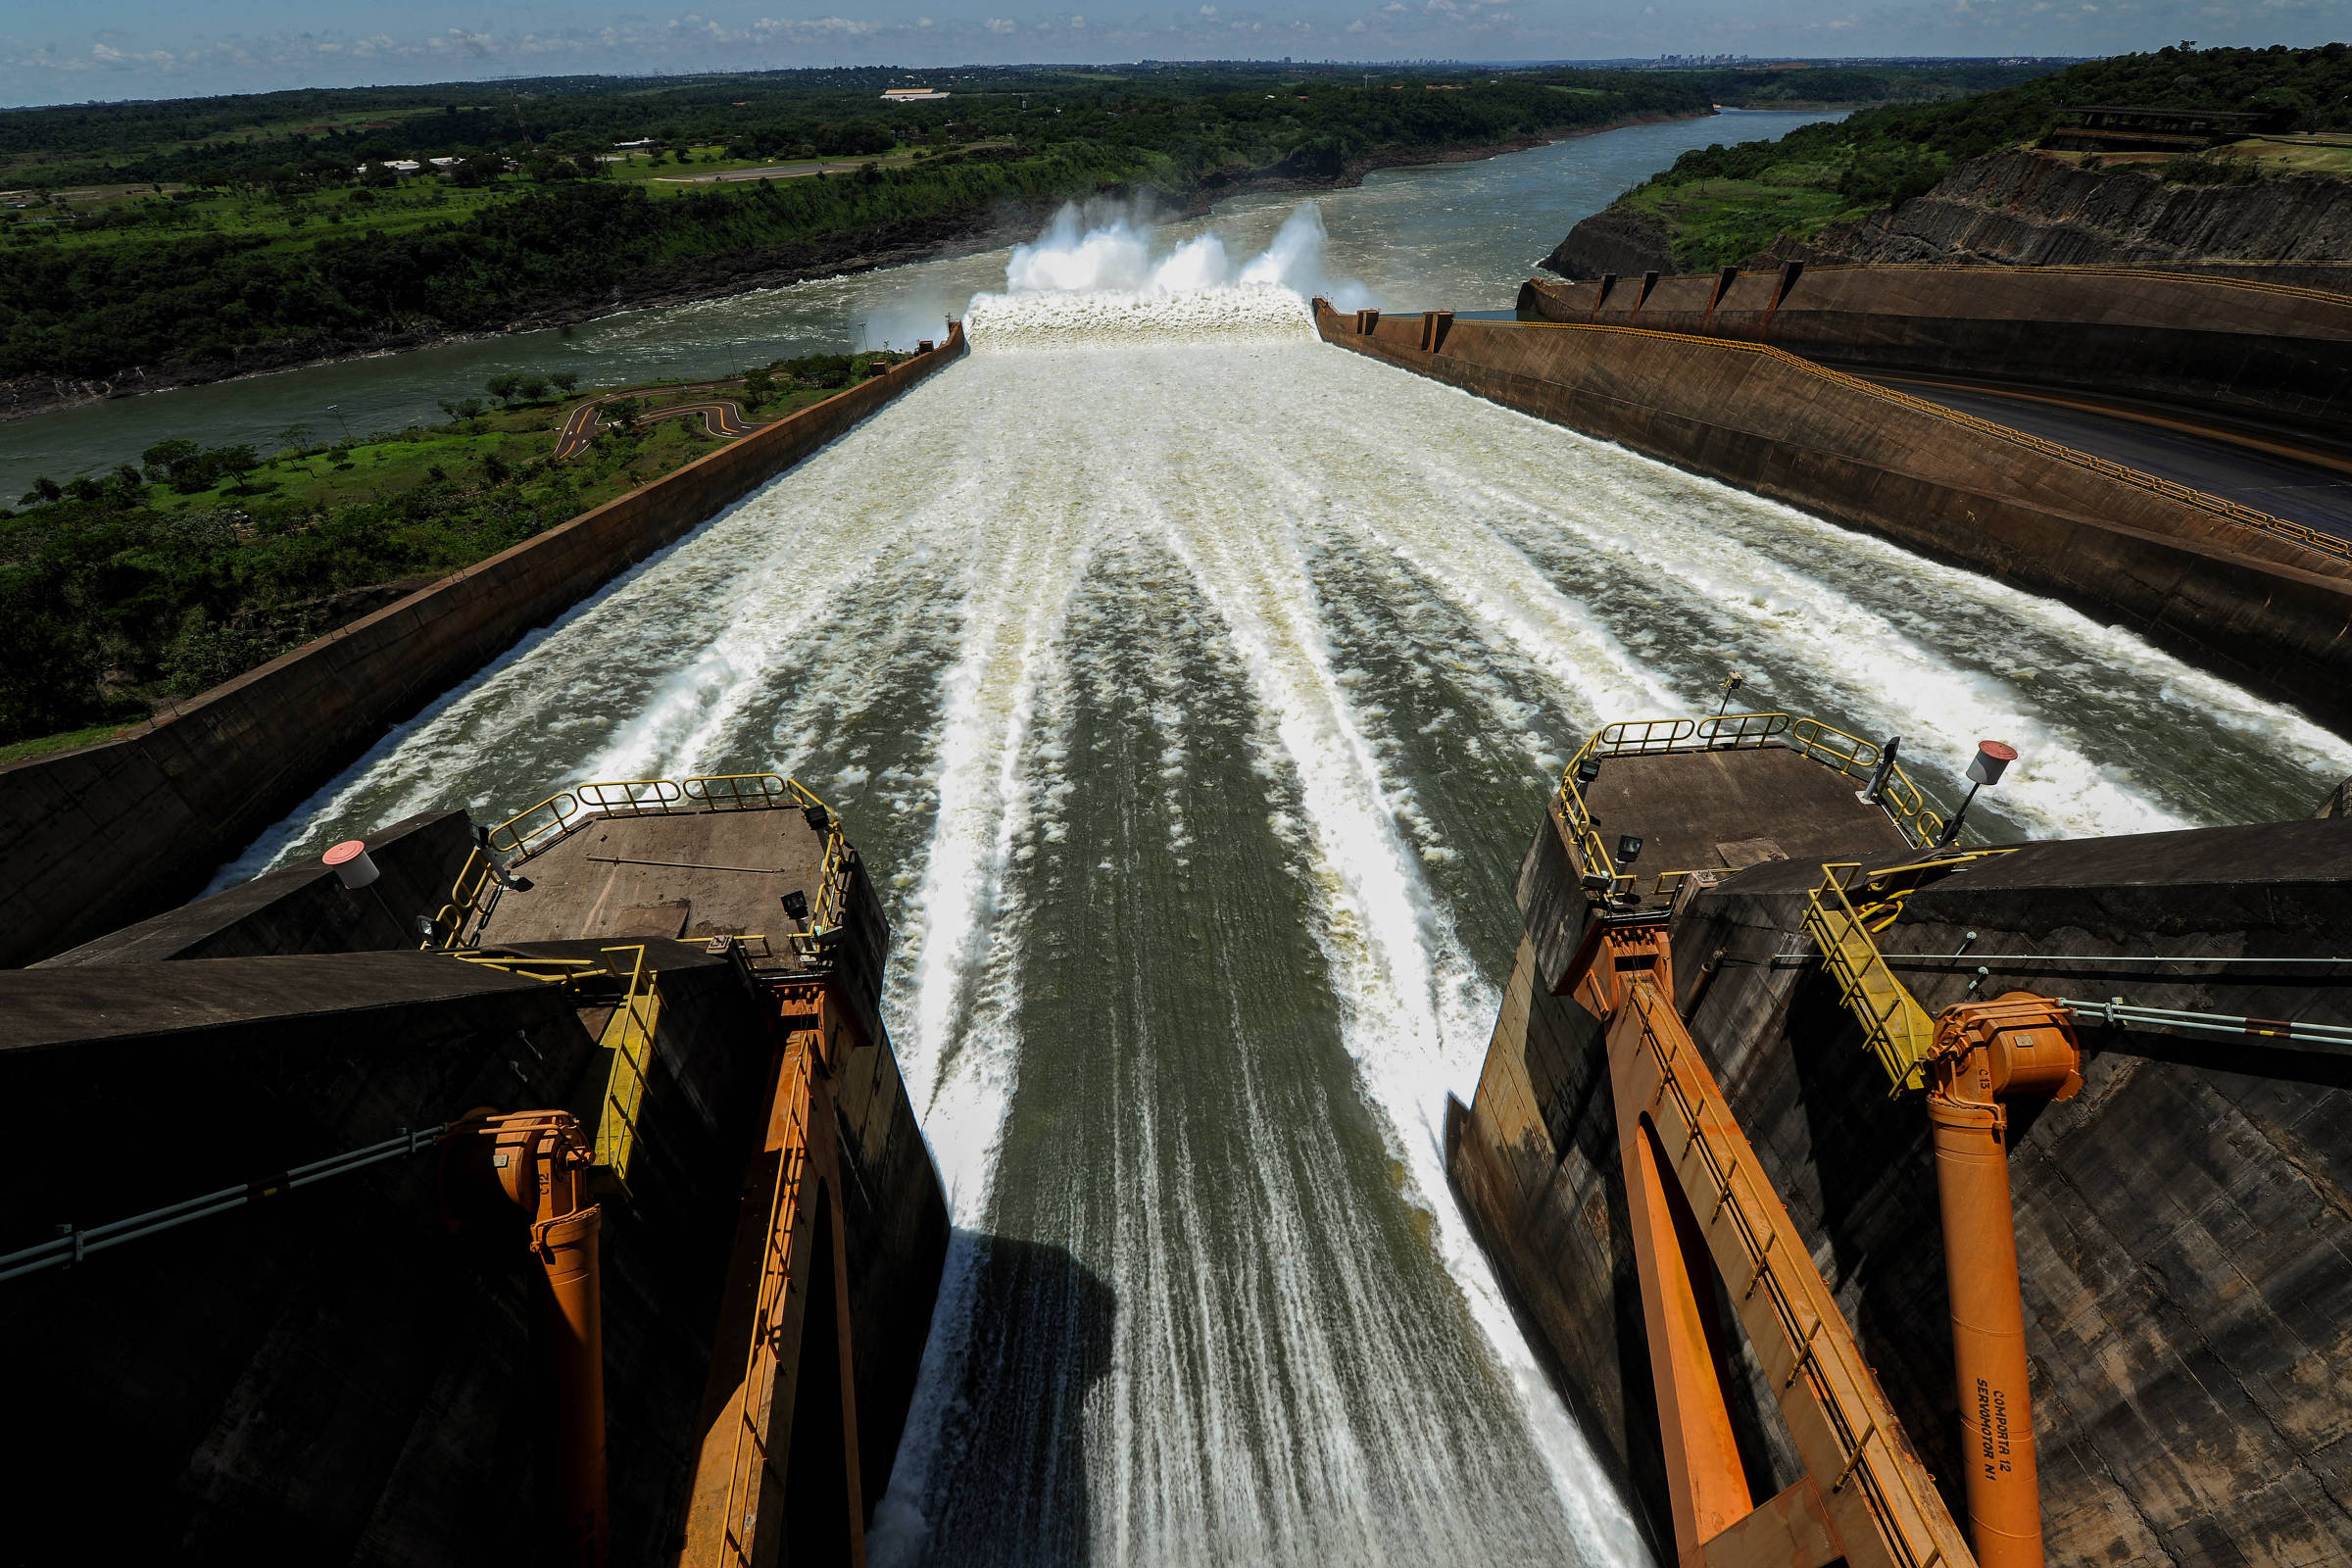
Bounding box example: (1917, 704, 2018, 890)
(553, 397, 758, 461)
(655, 160, 879, 184)
(1860, 373, 2352, 542)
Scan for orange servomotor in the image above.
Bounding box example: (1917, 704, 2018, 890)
(1924, 996, 2082, 1568)
(443, 1109, 610, 1568)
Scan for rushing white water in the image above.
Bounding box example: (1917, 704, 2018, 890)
(226, 205, 2352, 1567)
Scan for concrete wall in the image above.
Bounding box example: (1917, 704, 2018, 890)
(1519, 268, 2352, 447)
(0, 327, 967, 968)
(36, 807, 476, 965)
(1317, 301, 2352, 734)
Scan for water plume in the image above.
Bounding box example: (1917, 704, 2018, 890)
(969, 201, 1370, 352)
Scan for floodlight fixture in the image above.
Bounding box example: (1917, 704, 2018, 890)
(1936, 740, 2019, 848)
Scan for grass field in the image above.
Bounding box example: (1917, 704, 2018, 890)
(1620, 172, 1863, 270)
(5, 142, 969, 257)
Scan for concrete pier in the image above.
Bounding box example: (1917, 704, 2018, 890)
(0, 782, 947, 1564)
(1450, 734, 2352, 1567)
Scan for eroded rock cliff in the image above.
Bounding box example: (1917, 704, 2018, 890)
(1777, 147, 2352, 283)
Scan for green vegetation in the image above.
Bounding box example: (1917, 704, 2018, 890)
(1597, 43, 2352, 270)
(0, 61, 2053, 388)
(0, 352, 902, 747)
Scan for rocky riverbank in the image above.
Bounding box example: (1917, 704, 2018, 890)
(1544, 145, 2352, 289)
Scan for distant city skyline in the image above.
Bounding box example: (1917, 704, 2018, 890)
(3, 1, 2345, 108)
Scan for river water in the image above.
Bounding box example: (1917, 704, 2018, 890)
(187, 116, 2352, 1566)
(2, 109, 1829, 503)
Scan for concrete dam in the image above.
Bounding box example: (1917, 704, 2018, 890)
(4, 217, 2351, 1568)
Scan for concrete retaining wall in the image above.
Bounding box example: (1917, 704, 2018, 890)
(1520, 267, 2352, 446)
(0, 327, 966, 967)
(1317, 301, 2352, 734)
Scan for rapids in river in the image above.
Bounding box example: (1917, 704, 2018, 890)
(213, 197, 2352, 1567)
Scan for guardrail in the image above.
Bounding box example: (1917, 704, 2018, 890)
(1555, 713, 1799, 902)
(1556, 712, 1950, 890)
(429, 770, 855, 960)
(1495, 318, 2352, 567)
(1783, 718, 1948, 850)
(1857, 260, 2352, 309)
(1, 1125, 446, 1283)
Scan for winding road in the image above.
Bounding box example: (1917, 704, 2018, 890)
(552, 396, 760, 461)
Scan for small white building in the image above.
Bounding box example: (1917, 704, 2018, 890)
(382, 160, 422, 173)
(428, 157, 463, 170)
(880, 88, 950, 102)
(613, 138, 655, 148)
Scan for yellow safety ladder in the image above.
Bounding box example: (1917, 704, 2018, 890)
(1804, 865, 1936, 1095)
(591, 945, 662, 1195)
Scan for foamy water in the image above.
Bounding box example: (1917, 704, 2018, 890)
(220, 205, 2352, 1567)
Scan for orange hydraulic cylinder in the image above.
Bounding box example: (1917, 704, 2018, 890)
(534, 1206, 610, 1568)
(1927, 1091, 2042, 1568)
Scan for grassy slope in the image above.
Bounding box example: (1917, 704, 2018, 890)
(1592, 43, 2352, 270)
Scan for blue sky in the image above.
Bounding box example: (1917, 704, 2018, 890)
(3, 0, 2346, 107)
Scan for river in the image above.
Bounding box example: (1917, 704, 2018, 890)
(183, 113, 2352, 1566)
(3, 109, 1828, 504)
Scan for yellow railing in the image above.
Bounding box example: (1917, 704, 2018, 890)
(488, 790, 585, 859)
(1783, 718, 1948, 850)
(450, 768, 857, 957)
(578, 778, 685, 816)
(1557, 712, 1803, 901)
(1511, 318, 2352, 566)
(684, 772, 796, 810)
(423, 844, 503, 950)
(1803, 864, 1936, 1095)
(1557, 710, 1949, 864)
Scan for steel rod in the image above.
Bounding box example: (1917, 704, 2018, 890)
(0, 1124, 444, 1283)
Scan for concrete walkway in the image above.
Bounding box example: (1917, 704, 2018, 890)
(1860, 373, 2352, 541)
